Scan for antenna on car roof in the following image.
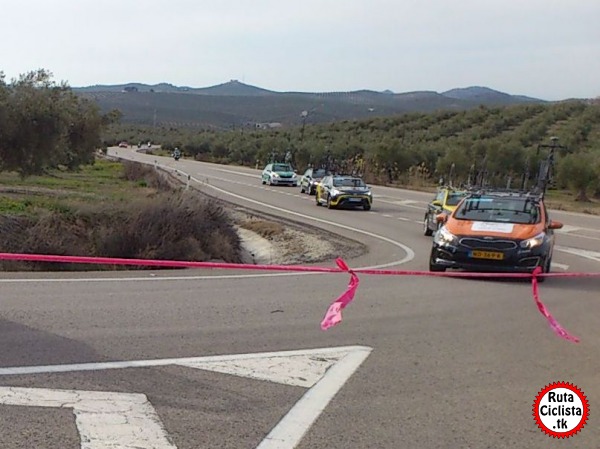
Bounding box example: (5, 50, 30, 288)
(534, 136, 567, 197)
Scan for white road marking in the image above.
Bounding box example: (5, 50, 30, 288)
(256, 347, 371, 449)
(397, 217, 410, 221)
(552, 262, 570, 271)
(556, 225, 581, 233)
(0, 387, 176, 449)
(0, 346, 372, 449)
(376, 198, 425, 210)
(555, 246, 600, 263)
(177, 166, 415, 269)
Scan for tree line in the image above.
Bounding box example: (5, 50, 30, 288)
(3, 69, 598, 201)
(107, 100, 600, 200)
(0, 70, 119, 177)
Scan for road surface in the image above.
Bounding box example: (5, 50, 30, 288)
(0, 147, 599, 448)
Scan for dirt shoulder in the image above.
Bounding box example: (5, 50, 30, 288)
(157, 166, 367, 266)
(230, 206, 366, 266)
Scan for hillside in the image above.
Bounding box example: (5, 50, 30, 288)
(75, 81, 547, 129)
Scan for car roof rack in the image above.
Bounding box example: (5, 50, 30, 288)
(466, 187, 543, 202)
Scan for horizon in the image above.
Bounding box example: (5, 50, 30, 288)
(2, 1, 598, 102)
(74, 79, 557, 100)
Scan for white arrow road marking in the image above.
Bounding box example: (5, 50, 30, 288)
(0, 346, 372, 449)
(0, 387, 176, 449)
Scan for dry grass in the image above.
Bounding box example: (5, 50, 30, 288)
(0, 160, 243, 270)
(238, 219, 285, 239)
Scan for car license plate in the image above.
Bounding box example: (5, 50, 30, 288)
(348, 198, 362, 202)
(470, 250, 504, 260)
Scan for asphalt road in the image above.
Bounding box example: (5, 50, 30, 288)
(0, 148, 599, 449)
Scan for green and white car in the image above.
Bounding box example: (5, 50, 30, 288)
(261, 163, 298, 186)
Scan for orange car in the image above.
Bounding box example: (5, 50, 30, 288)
(429, 190, 563, 274)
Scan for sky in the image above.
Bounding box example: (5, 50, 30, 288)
(1, 0, 598, 101)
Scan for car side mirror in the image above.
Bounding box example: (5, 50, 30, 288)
(548, 220, 563, 230)
(432, 200, 442, 207)
(435, 213, 447, 223)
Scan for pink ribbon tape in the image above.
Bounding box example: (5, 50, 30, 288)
(1, 252, 598, 342)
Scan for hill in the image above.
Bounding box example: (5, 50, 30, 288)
(75, 80, 547, 129)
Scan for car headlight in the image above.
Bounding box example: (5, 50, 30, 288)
(292, 174, 297, 179)
(434, 226, 458, 246)
(366, 190, 372, 196)
(272, 173, 280, 178)
(330, 189, 340, 197)
(520, 232, 546, 249)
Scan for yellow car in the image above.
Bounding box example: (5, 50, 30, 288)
(315, 175, 372, 210)
(423, 187, 467, 236)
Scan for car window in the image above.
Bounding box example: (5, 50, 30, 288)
(435, 191, 445, 202)
(313, 169, 328, 178)
(333, 177, 366, 187)
(455, 196, 541, 224)
(303, 168, 312, 176)
(273, 164, 292, 171)
(446, 192, 467, 206)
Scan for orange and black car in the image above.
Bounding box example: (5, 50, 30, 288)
(429, 191, 563, 274)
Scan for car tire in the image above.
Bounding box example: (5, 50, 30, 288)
(363, 203, 371, 211)
(262, 179, 266, 185)
(423, 215, 433, 236)
(537, 257, 551, 283)
(429, 250, 446, 272)
(326, 195, 333, 209)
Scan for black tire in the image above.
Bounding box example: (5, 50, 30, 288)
(363, 203, 371, 211)
(261, 179, 266, 185)
(423, 215, 433, 236)
(537, 257, 551, 283)
(429, 250, 446, 272)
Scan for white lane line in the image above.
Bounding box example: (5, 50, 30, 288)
(376, 198, 425, 210)
(0, 387, 176, 449)
(557, 225, 582, 233)
(555, 232, 600, 242)
(0, 346, 370, 377)
(397, 217, 410, 221)
(184, 169, 414, 269)
(382, 214, 393, 218)
(555, 246, 600, 263)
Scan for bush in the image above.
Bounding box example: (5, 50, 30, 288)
(0, 192, 242, 271)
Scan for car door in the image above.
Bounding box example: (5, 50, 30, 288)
(301, 168, 313, 190)
(317, 176, 330, 202)
(427, 190, 445, 226)
(262, 164, 272, 182)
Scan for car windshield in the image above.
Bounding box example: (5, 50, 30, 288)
(273, 164, 292, 172)
(333, 177, 366, 188)
(313, 169, 328, 178)
(455, 196, 541, 224)
(446, 192, 467, 206)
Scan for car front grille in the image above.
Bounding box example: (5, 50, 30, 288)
(459, 238, 517, 250)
